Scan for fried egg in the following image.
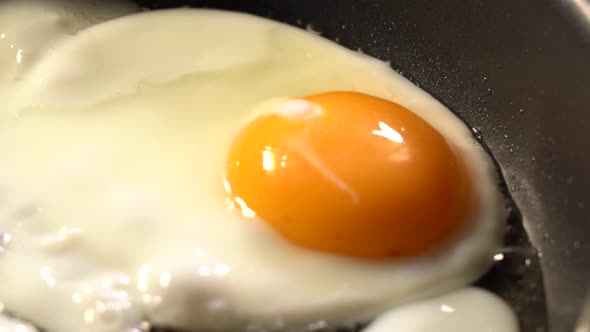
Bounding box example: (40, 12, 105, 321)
(0, 1, 510, 332)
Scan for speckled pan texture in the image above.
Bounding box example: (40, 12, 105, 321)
(134, 1, 590, 332)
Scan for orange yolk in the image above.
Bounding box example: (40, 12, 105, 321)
(225, 91, 473, 259)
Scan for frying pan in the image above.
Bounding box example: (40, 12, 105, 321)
(110, 0, 590, 331)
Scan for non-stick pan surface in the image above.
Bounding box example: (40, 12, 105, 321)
(135, 1, 590, 331)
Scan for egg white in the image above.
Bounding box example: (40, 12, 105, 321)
(0, 3, 506, 332)
(362, 287, 519, 332)
(0, 312, 38, 332)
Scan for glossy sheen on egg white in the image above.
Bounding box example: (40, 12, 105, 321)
(0, 1, 506, 332)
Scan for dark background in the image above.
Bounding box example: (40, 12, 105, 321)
(136, 1, 590, 331)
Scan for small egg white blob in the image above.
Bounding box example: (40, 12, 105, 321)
(0, 312, 39, 332)
(0, 1, 508, 332)
(362, 287, 519, 332)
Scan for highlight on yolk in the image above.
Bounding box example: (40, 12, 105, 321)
(225, 91, 474, 259)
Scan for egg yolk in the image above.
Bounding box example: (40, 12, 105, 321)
(225, 91, 474, 259)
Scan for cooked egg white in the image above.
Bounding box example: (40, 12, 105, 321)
(0, 0, 137, 103)
(0, 312, 38, 332)
(0, 2, 507, 332)
(362, 287, 519, 332)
